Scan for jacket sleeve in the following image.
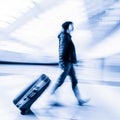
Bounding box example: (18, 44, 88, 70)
(59, 34, 69, 67)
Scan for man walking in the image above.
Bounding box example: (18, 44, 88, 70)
(51, 21, 89, 106)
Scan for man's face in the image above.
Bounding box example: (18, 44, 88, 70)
(68, 24, 74, 32)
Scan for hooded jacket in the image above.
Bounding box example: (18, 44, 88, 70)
(58, 32, 77, 67)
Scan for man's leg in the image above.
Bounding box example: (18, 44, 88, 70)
(49, 63, 71, 106)
(51, 63, 71, 94)
(69, 65, 81, 101)
(69, 64, 90, 105)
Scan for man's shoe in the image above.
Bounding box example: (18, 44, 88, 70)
(78, 98, 90, 106)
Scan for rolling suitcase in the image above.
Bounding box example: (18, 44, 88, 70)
(13, 74, 51, 115)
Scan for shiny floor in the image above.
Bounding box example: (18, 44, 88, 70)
(0, 64, 120, 120)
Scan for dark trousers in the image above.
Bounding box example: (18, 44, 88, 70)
(52, 63, 81, 102)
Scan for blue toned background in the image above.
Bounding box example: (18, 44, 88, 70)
(0, 1, 120, 120)
(0, 0, 119, 64)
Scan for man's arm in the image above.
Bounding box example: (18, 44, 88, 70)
(59, 34, 68, 68)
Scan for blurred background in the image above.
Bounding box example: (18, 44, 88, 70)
(0, 1, 120, 119)
(0, 0, 120, 65)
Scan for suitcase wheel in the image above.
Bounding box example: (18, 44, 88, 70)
(21, 108, 30, 115)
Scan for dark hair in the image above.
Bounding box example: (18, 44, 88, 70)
(62, 21, 73, 32)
